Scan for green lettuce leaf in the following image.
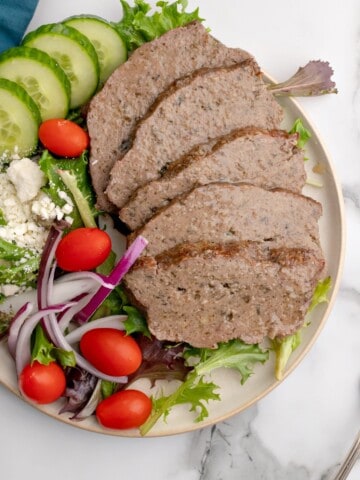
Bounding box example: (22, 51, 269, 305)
(31, 324, 76, 368)
(114, 0, 204, 51)
(289, 118, 312, 149)
(0, 237, 40, 287)
(273, 276, 332, 380)
(308, 276, 332, 312)
(123, 305, 151, 337)
(140, 339, 268, 435)
(101, 380, 118, 399)
(39, 150, 98, 229)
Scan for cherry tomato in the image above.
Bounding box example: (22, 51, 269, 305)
(80, 328, 142, 376)
(55, 227, 112, 271)
(39, 119, 89, 157)
(96, 389, 152, 429)
(19, 361, 66, 404)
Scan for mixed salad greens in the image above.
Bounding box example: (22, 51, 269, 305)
(0, 0, 334, 435)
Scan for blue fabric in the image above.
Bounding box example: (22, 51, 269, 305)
(0, 0, 39, 52)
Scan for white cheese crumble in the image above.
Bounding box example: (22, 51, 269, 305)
(0, 157, 75, 295)
(7, 158, 46, 202)
(0, 173, 47, 252)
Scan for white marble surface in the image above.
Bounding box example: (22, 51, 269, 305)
(1, 0, 359, 478)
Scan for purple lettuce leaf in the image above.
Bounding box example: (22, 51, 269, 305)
(59, 367, 97, 418)
(269, 60, 337, 96)
(123, 335, 191, 388)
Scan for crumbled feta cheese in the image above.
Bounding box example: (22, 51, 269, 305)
(0, 173, 48, 252)
(7, 158, 46, 202)
(58, 190, 74, 206)
(31, 191, 74, 223)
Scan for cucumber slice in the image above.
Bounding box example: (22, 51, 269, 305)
(0, 78, 41, 159)
(0, 46, 70, 121)
(23, 23, 100, 109)
(64, 15, 127, 85)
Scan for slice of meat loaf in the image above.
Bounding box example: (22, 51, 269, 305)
(119, 128, 306, 230)
(123, 241, 325, 347)
(87, 21, 252, 211)
(106, 60, 284, 209)
(128, 183, 323, 257)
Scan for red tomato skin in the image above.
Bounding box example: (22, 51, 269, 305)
(39, 119, 89, 158)
(19, 361, 66, 404)
(96, 390, 152, 429)
(80, 328, 142, 376)
(55, 228, 112, 272)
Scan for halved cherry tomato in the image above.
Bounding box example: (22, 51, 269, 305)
(55, 227, 112, 271)
(19, 361, 66, 404)
(80, 328, 142, 376)
(39, 119, 89, 157)
(96, 390, 152, 429)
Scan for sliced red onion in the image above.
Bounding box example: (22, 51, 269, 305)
(65, 315, 127, 344)
(8, 302, 34, 358)
(55, 271, 115, 290)
(57, 291, 97, 332)
(75, 235, 148, 324)
(37, 226, 63, 310)
(15, 303, 75, 376)
(47, 311, 128, 384)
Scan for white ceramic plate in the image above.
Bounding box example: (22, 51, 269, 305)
(0, 1, 345, 437)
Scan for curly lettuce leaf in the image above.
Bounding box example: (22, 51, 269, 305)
(0, 237, 40, 287)
(289, 118, 312, 149)
(114, 0, 204, 51)
(140, 339, 268, 435)
(187, 339, 269, 385)
(39, 150, 98, 229)
(273, 276, 332, 380)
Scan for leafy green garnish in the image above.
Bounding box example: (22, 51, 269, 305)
(140, 340, 268, 435)
(114, 0, 204, 51)
(0, 237, 40, 287)
(57, 169, 97, 228)
(31, 324, 76, 368)
(273, 276, 332, 380)
(39, 150, 98, 229)
(308, 276, 332, 312)
(289, 118, 312, 149)
(123, 305, 151, 337)
(101, 380, 118, 399)
(273, 331, 302, 381)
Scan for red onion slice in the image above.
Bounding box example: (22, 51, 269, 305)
(75, 235, 148, 324)
(15, 303, 75, 376)
(65, 315, 127, 344)
(8, 302, 34, 358)
(37, 226, 63, 310)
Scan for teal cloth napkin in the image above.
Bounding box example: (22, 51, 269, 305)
(0, 0, 39, 52)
